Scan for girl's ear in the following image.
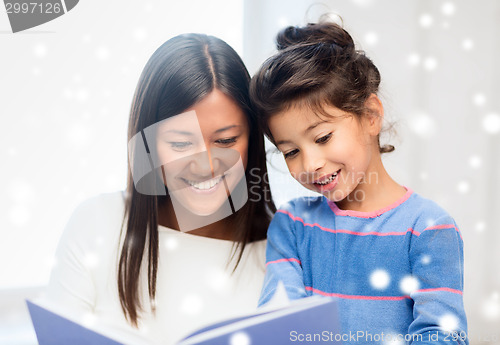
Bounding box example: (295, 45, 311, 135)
(364, 93, 384, 136)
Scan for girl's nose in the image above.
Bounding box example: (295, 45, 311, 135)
(302, 149, 325, 175)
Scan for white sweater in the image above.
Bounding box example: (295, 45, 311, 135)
(44, 192, 266, 344)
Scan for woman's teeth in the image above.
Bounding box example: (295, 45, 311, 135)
(316, 172, 338, 185)
(186, 176, 222, 190)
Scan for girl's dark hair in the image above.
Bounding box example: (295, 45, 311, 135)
(250, 21, 394, 153)
(120, 33, 276, 326)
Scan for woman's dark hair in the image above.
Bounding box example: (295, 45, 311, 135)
(119, 33, 276, 326)
(250, 21, 394, 153)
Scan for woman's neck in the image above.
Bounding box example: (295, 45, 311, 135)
(335, 152, 406, 213)
(157, 198, 236, 241)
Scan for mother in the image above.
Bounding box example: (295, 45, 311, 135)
(46, 34, 275, 344)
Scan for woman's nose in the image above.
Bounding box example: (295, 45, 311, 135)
(189, 150, 214, 177)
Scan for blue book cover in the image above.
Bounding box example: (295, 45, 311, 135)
(26, 300, 124, 345)
(27, 296, 341, 345)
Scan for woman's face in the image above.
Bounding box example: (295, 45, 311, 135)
(155, 89, 250, 224)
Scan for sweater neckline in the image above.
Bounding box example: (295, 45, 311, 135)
(327, 186, 413, 218)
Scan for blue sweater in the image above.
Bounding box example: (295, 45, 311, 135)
(259, 188, 468, 345)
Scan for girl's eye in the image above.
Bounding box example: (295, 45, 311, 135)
(215, 137, 237, 146)
(168, 141, 192, 151)
(315, 133, 332, 144)
(283, 149, 299, 159)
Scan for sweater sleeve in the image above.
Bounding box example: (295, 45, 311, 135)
(408, 215, 468, 345)
(258, 206, 307, 307)
(44, 198, 98, 314)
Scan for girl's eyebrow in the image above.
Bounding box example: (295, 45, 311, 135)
(305, 120, 327, 133)
(276, 120, 330, 146)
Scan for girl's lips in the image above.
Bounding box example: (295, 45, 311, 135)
(313, 170, 340, 193)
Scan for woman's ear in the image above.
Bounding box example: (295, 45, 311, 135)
(364, 93, 384, 136)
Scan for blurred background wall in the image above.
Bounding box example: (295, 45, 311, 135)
(1, 0, 499, 344)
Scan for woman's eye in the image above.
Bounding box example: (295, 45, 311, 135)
(168, 141, 192, 151)
(315, 133, 332, 144)
(215, 137, 237, 146)
(283, 149, 299, 159)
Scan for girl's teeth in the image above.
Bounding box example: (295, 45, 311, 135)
(316, 172, 338, 185)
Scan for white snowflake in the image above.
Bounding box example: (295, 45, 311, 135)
(473, 93, 486, 107)
(83, 253, 99, 269)
(423, 56, 438, 71)
(230, 332, 251, 345)
(409, 112, 437, 138)
(408, 53, 421, 67)
(33, 43, 47, 58)
(468, 155, 482, 169)
(133, 28, 148, 41)
(81, 312, 97, 328)
(9, 205, 31, 227)
(95, 46, 110, 60)
(364, 31, 378, 46)
(475, 221, 486, 232)
(164, 237, 179, 250)
(179, 294, 204, 315)
(426, 218, 436, 227)
(482, 113, 500, 134)
(441, 2, 456, 16)
(370, 269, 391, 290)
(400, 275, 420, 294)
(421, 255, 431, 265)
(438, 313, 459, 332)
(462, 39, 474, 51)
(457, 181, 470, 194)
(419, 14, 433, 28)
(205, 267, 230, 292)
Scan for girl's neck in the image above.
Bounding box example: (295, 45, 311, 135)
(157, 197, 235, 241)
(335, 153, 406, 213)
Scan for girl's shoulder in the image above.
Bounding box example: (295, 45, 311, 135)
(402, 191, 458, 230)
(278, 195, 324, 211)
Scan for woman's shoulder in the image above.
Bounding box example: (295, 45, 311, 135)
(60, 191, 126, 242)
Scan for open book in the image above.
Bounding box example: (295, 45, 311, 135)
(27, 289, 340, 345)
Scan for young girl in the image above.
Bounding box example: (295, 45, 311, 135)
(250, 22, 468, 344)
(45, 34, 275, 344)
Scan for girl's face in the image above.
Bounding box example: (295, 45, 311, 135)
(155, 89, 249, 219)
(268, 102, 381, 203)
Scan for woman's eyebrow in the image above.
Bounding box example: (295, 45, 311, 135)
(275, 139, 292, 146)
(214, 125, 240, 133)
(161, 129, 194, 136)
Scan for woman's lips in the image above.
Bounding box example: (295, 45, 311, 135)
(179, 175, 225, 194)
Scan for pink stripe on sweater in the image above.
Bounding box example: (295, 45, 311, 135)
(423, 224, 463, 240)
(327, 187, 413, 218)
(305, 286, 463, 299)
(305, 287, 411, 300)
(278, 209, 419, 237)
(266, 258, 301, 266)
(416, 287, 463, 295)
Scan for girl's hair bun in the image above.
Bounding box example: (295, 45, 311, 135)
(276, 22, 355, 54)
